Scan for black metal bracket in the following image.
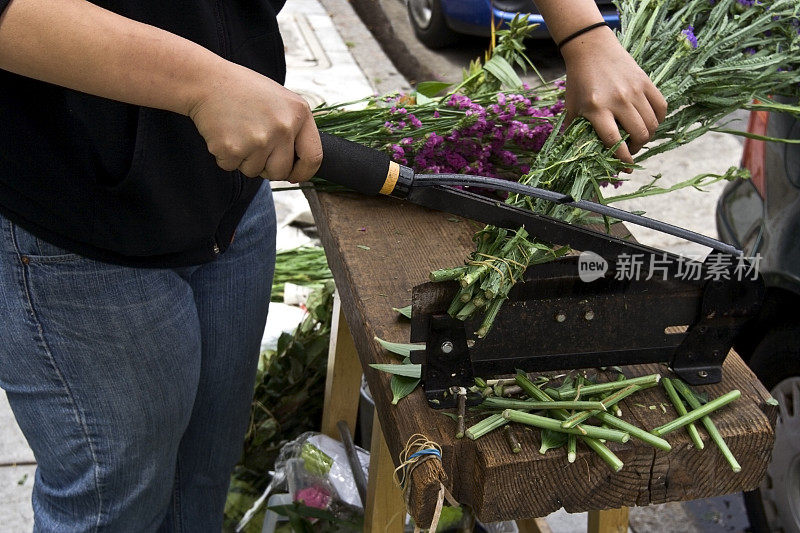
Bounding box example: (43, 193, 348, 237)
(412, 254, 765, 409)
(410, 314, 475, 408)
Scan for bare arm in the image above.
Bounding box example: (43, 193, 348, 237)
(0, 0, 321, 182)
(534, 0, 667, 166)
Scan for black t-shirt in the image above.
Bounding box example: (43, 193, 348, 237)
(0, 0, 287, 267)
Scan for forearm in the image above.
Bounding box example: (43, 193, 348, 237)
(0, 0, 230, 116)
(533, 0, 608, 44)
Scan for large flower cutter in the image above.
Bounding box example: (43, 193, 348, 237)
(316, 133, 764, 408)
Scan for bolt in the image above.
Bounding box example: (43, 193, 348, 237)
(584, 310, 595, 321)
(441, 341, 454, 354)
(555, 312, 567, 323)
(697, 370, 709, 379)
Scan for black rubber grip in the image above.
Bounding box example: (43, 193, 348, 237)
(317, 131, 392, 196)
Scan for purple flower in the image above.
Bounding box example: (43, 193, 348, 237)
(433, 110, 440, 118)
(679, 25, 698, 50)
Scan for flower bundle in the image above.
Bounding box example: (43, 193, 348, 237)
(314, 0, 800, 337)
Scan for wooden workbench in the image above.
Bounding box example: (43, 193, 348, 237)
(305, 186, 777, 529)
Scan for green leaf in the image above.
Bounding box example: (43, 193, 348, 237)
(391, 374, 420, 404)
(440, 411, 459, 421)
(482, 55, 522, 89)
(415, 93, 432, 105)
(369, 363, 422, 378)
(539, 428, 568, 454)
(415, 81, 453, 97)
(374, 336, 425, 357)
(392, 305, 412, 319)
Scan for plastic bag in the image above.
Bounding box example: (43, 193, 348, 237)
(273, 432, 369, 512)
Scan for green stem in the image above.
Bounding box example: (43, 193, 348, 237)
(477, 297, 506, 338)
(466, 413, 508, 440)
(503, 410, 630, 443)
(672, 380, 741, 473)
(515, 372, 625, 471)
(551, 374, 661, 400)
(567, 434, 577, 463)
(504, 425, 522, 454)
(481, 397, 606, 411)
(561, 385, 641, 429)
(652, 390, 741, 436)
(662, 378, 704, 450)
(429, 266, 469, 282)
(594, 412, 671, 452)
(456, 301, 477, 321)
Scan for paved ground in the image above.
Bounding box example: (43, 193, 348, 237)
(0, 0, 755, 531)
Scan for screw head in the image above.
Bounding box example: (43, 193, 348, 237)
(441, 341, 454, 354)
(584, 310, 595, 321)
(697, 370, 709, 379)
(555, 312, 567, 323)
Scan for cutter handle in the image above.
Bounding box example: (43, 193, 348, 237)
(317, 131, 413, 198)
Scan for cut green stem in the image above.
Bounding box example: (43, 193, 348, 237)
(594, 412, 671, 452)
(503, 410, 630, 443)
(466, 413, 508, 440)
(504, 425, 522, 453)
(481, 397, 607, 412)
(561, 385, 641, 429)
(662, 378, 704, 450)
(429, 266, 469, 283)
(672, 380, 741, 473)
(552, 374, 662, 400)
(567, 434, 577, 463)
(515, 371, 624, 471)
(652, 390, 741, 437)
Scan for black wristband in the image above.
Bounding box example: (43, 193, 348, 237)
(556, 21, 609, 50)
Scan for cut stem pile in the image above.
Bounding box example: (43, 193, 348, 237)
(464, 371, 741, 473)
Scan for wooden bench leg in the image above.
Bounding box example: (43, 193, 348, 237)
(516, 517, 553, 533)
(320, 291, 362, 440)
(365, 411, 406, 533)
(587, 508, 629, 533)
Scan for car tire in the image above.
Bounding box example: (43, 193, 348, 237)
(743, 325, 800, 533)
(407, 0, 459, 49)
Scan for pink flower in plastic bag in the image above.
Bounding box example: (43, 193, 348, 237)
(295, 485, 331, 509)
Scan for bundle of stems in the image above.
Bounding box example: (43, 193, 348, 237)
(270, 246, 333, 302)
(431, 0, 800, 336)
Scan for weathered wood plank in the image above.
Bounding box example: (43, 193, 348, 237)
(305, 187, 775, 526)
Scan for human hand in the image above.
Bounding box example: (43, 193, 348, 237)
(188, 63, 322, 183)
(561, 27, 667, 167)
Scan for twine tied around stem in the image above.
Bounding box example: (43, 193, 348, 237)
(393, 434, 458, 533)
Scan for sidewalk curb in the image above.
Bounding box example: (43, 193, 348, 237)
(319, 0, 427, 91)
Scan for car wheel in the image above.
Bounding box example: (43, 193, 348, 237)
(407, 0, 459, 49)
(744, 326, 800, 533)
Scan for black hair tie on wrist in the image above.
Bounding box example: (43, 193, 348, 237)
(556, 21, 609, 50)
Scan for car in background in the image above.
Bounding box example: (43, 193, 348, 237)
(715, 101, 800, 532)
(407, 0, 620, 48)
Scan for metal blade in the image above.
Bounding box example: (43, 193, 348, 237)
(414, 173, 741, 256)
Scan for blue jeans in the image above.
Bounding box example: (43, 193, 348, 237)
(0, 185, 276, 532)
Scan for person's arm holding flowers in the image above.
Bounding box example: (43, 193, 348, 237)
(534, 0, 668, 165)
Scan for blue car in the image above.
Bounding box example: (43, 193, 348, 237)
(407, 0, 620, 48)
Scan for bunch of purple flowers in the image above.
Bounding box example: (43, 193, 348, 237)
(386, 91, 564, 188)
